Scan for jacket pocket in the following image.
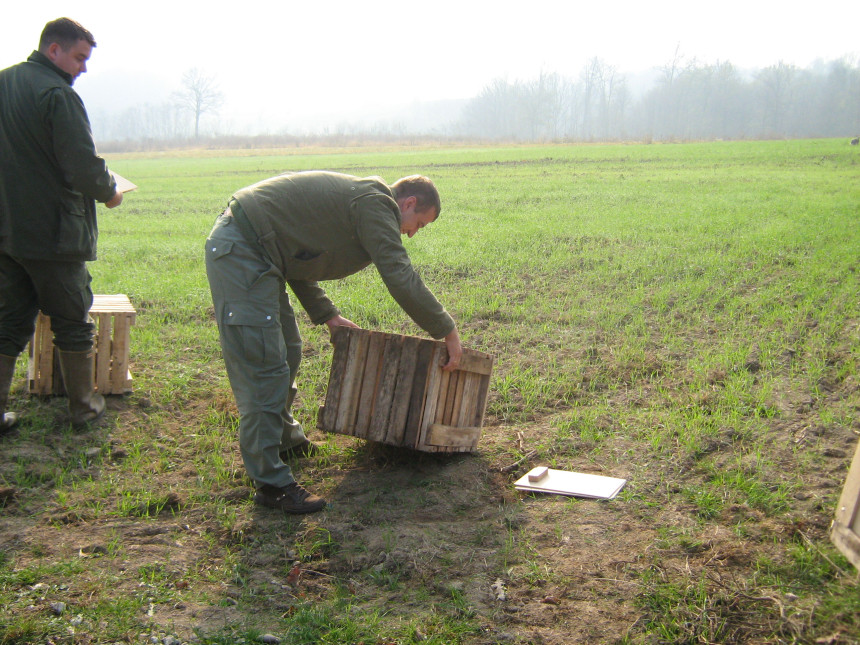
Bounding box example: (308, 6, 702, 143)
(54, 189, 95, 256)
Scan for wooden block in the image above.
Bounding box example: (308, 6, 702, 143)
(528, 466, 550, 483)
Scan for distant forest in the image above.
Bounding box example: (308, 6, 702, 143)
(456, 56, 860, 142)
(95, 56, 860, 149)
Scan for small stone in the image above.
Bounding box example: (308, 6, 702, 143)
(260, 635, 281, 644)
(49, 601, 66, 615)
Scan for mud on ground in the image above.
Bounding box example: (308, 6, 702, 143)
(1, 367, 859, 644)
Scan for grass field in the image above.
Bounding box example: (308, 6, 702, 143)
(1, 139, 859, 644)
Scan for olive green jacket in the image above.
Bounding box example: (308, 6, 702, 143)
(232, 171, 455, 339)
(0, 51, 116, 261)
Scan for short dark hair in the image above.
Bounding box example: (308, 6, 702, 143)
(39, 18, 96, 52)
(392, 175, 442, 219)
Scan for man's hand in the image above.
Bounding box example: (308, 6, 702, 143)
(324, 315, 359, 336)
(441, 327, 463, 372)
(105, 191, 123, 209)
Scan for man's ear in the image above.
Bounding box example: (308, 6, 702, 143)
(400, 195, 417, 213)
(45, 42, 62, 62)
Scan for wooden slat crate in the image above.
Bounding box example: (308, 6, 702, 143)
(831, 438, 860, 570)
(318, 327, 493, 453)
(28, 294, 136, 395)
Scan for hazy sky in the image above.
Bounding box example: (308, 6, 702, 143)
(3, 0, 858, 132)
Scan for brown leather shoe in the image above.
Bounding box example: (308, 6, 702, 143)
(279, 439, 319, 460)
(254, 483, 326, 514)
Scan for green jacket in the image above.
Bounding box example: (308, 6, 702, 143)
(232, 171, 455, 339)
(0, 51, 116, 261)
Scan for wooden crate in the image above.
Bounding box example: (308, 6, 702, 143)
(28, 294, 136, 395)
(318, 327, 493, 452)
(831, 438, 860, 570)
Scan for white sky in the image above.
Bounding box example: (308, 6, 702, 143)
(3, 1, 858, 132)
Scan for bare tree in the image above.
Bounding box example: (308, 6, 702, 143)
(173, 68, 223, 139)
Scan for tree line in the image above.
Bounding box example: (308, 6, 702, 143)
(456, 55, 860, 141)
(92, 56, 859, 149)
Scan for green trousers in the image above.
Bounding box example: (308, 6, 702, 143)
(0, 253, 95, 356)
(205, 212, 308, 489)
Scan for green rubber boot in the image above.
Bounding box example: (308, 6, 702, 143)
(58, 350, 105, 426)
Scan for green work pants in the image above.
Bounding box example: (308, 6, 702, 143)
(204, 212, 308, 489)
(0, 252, 95, 356)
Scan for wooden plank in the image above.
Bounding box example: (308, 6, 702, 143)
(110, 313, 131, 393)
(95, 313, 111, 393)
(434, 370, 450, 424)
(402, 339, 435, 448)
(91, 294, 136, 316)
(458, 350, 494, 375)
(415, 345, 445, 449)
(354, 330, 386, 437)
(338, 329, 370, 435)
(335, 327, 367, 434)
(368, 334, 402, 442)
(426, 423, 482, 448)
(384, 336, 420, 445)
(38, 313, 54, 395)
(473, 373, 492, 427)
(831, 439, 860, 569)
(320, 326, 352, 431)
(456, 371, 481, 428)
(441, 371, 459, 425)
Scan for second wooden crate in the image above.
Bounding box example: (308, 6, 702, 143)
(318, 327, 493, 452)
(28, 294, 136, 395)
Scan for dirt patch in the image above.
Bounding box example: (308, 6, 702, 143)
(1, 362, 859, 643)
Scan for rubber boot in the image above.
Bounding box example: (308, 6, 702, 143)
(58, 350, 105, 426)
(0, 353, 20, 431)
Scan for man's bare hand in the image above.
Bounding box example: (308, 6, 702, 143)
(441, 327, 463, 372)
(105, 191, 123, 209)
(324, 315, 360, 336)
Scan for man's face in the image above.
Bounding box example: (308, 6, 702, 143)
(47, 39, 92, 84)
(400, 200, 437, 238)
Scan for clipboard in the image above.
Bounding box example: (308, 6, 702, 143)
(110, 171, 138, 193)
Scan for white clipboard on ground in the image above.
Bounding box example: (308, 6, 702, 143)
(110, 171, 138, 193)
(514, 466, 626, 500)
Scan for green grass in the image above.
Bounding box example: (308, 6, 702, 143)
(1, 139, 858, 643)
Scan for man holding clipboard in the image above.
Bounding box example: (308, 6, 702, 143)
(0, 18, 129, 430)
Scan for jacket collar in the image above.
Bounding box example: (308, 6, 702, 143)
(27, 50, 73, 86)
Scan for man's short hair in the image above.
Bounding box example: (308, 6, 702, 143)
(392, 175, 442, 219)
(39, 18, 96, 52)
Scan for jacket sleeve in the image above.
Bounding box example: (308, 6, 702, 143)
(353, 195, 455, 339)
(286, 279, 340, 325)
(43, 87, 116, 202)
